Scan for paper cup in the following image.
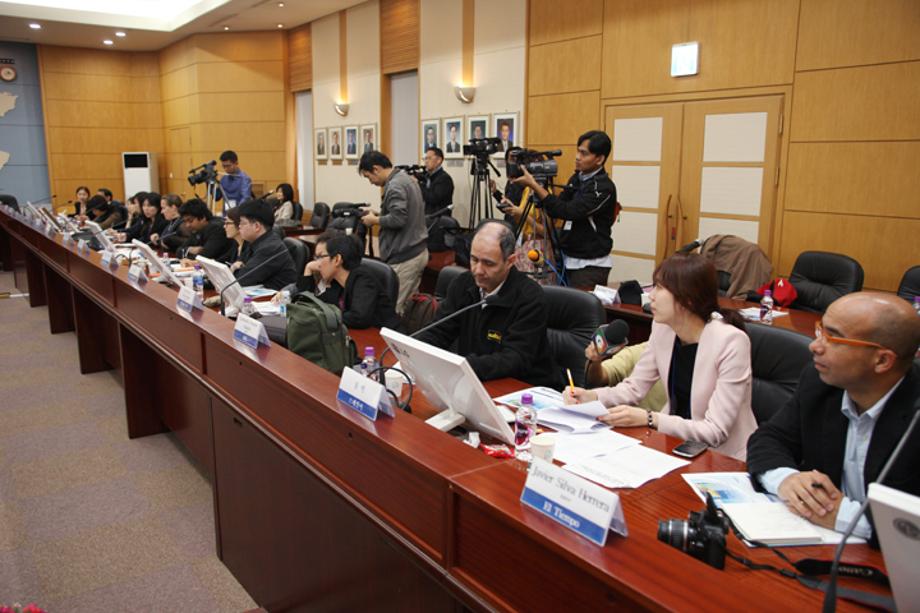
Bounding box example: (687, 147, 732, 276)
(531, 432, 557, 463)
(384, 369, 404, 397)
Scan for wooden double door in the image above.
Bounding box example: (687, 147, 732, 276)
(605, 95, 783, 284)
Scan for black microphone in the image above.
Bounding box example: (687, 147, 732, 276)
(822, 400, 920, 612)
(425, 204, 453, 219)
(676, 239, 701, 254)
(378, 294, 498, 365)
(218, 246, 291, 317)
(593, 319, 630, 356)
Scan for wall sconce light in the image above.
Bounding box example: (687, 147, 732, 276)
(334, 102, 350, 117)
(454, 85, 475, 104)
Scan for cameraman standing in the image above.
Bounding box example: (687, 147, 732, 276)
(419, 147, 454, 217)
(217, 150, 252, 214)
(512, 130, 616, 288)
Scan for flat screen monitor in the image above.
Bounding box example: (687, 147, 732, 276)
(37, 206, 63, 232)
(379, 327, 515, 445)
(84, 220, 115, 251)
(196, 255, 245, 313)
(130, 239, 181, 286)
(869, 483, 920, 612)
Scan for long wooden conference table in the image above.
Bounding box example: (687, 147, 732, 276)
(0, 209, 887, 612)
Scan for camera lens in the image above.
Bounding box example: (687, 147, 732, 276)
(657, 519, 692, 551)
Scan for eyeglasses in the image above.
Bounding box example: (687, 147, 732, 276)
(814, 321, 889, 351)
(314, 253, 332, 261)
(222, 221, 236, 226)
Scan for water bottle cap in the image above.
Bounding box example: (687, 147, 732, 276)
(243, 296, 252, 303)
(364, 346, 375, 356)
(521, 393, 533, 405)
(915, 296, 920, 303)
(764, 289, 772, 296)
(194, 264, 202, 270)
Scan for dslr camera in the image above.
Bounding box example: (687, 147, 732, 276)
(463, 137, 502, 159)
(506, 148, 561, 183)
(657, 493, 729, 569)
(395, 164, 427, 181)
(188, 161, 217, 186)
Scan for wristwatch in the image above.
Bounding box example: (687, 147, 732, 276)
(646, 410, 654, 429)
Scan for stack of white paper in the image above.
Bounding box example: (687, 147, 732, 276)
(552, 430, 641, 465)
(537, 401, 609, 434)
(563, 445, 690, 489)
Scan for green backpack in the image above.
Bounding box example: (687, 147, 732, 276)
(286, 291, 357, 374)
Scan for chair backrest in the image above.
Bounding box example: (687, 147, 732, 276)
(283, 237, 310, 275)
(361, 257, 399, 304)
(542, 286, 605, 388)
(747, 324, 812, 424)
(271, 225, 285, 239)
(789, 250, 864, 313)
(717, 270, 731, 295)
(292, 202, 304, 223)
(897, 265, 920, 302)
(435, 265, 466, 298)
(311, 202, 330, 230)
(0, 194, 19, 211)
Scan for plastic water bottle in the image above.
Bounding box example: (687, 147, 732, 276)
(760, 289, 774, 325)
(279, 290, 291, 318)
(914, 296, 920, 317)
(192, 264, 205, 300)
(514, 393, 538, 462)
(359, 346, 378, 380)
(241, 296, 256, 317)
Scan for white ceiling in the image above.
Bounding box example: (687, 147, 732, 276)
(0, 0, 365, 51)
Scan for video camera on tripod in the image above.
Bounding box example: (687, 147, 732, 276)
(394, 164, 427, 181)
(463, 137, 502, 161)
(188, 160, 217, 186)
(507, 148, 561, 183)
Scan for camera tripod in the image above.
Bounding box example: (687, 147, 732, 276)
(512, 179, 566, 286)
(467, 154, 501, 228)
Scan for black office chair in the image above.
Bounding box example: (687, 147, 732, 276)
(271, 225, 285, 240)
(542, 286, 605, 388)
(435, 265, 466, 299)
(291, 202, 304, 224)
(361, 257, 399, 305)
(310, 202, 330, 230)
(747, 324, 812, 424)
(283, 237, 310, 275)
(897, 265, 920, 302)
(0, 194, 20, 212)
(788, 251, 864, 313)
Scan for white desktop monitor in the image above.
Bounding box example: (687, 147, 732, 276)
(380, 327, 515, 445)
(868, 483, 920, 611)
(196, 255, 245, 313)
(37, 206, 63, 232)
(23, 202, 44, 222)
(130, 239, 181, 286)
(84, 220, 115, 251)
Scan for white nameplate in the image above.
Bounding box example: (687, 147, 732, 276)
(62, 232, 73, 246)
(100, 249, 118, 269)
(233, 313, 270, 349)
(520, 458, 628, 546)
(44, 224, 56, 238)
(128, 263, 147, 284)
(77, 238, 88, 252)
(176, 284, 203, 313)
(336, 366, 394, 421)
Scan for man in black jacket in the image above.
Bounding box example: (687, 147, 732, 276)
(747, 292, 920, 544)
(231, 198, 297, 290)
(419, 146, 454, 218)
(512, 130, 616, 289)
(416, 220, 561, 388)
(178, 198, 231, 261)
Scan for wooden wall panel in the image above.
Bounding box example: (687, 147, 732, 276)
(195, 62, 285, 93)
(46, 127, 164, 154)
(380, 0, 419, 75)
(779, 212, 920, 291)
(196, 92, 285, 122)
(785, 142, 920, 219)
(797, 0, 920, 70)
(159, 65, 198, 101)
(528, 91, 600, 145)
(601, 0, 797, 99)
(41, 72, 161, 102)
(530, 0, 603, 45)
(193, 32, 285, 63)
(289, 24, 313, 91)
(528, 36, 602, 96)
(790, 62, 920, 141)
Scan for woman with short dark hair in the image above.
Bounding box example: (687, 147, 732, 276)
(566, 253, 756, 460)
(120, 192, 166, 244)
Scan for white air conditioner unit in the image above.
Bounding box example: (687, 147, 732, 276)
(122, 152, 158, 197)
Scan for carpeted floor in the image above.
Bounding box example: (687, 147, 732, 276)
(0, 271, 256, 612)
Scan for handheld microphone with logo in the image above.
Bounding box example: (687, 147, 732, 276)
(218, 246, 291, 317)
(822, 400, 920, 612)
(527, 248, 544, 267)
(592, 319, 630, 357)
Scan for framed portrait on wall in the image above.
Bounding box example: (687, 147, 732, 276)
(315, 128, 328, 160)
(421, 119, 439, 156)
(360, 124, 377, 154)
(442, 117, 463, 159)
(493, 112, 519, 155)
(344, 125, 359, 160)
(467, 115, 489, 142)
(328, 127, 343, 159)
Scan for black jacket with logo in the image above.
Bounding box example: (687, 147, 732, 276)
(416, 267, 561, 388)
(538, 169, 617, 260)
(419, 167, 454, 217)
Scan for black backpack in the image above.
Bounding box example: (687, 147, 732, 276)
(328, 203, 369, 251)
(426, 215, 460, 252)
(444, 227, 473, 268)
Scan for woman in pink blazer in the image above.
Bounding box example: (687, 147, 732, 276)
(567, 253, 756, 460)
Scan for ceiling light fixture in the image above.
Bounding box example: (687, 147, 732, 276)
(115, 31, 126, 37)
(276, 23, 283, 28)
(103, 39, 114, 45)
(29, 23, 42, 29)
(223, 25, 230, 30)
(278, 2, 284, 6)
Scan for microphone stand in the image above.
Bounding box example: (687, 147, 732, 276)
(822, 402, 920, 612)
(218, 246, 291, 317)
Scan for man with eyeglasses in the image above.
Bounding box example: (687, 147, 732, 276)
(747, 292, 920, 543)
(229, 198, 297, 290)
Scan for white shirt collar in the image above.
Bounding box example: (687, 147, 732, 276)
(841, 376, 905, 421)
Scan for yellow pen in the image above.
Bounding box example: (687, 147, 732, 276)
(566, 368, 576, 396)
